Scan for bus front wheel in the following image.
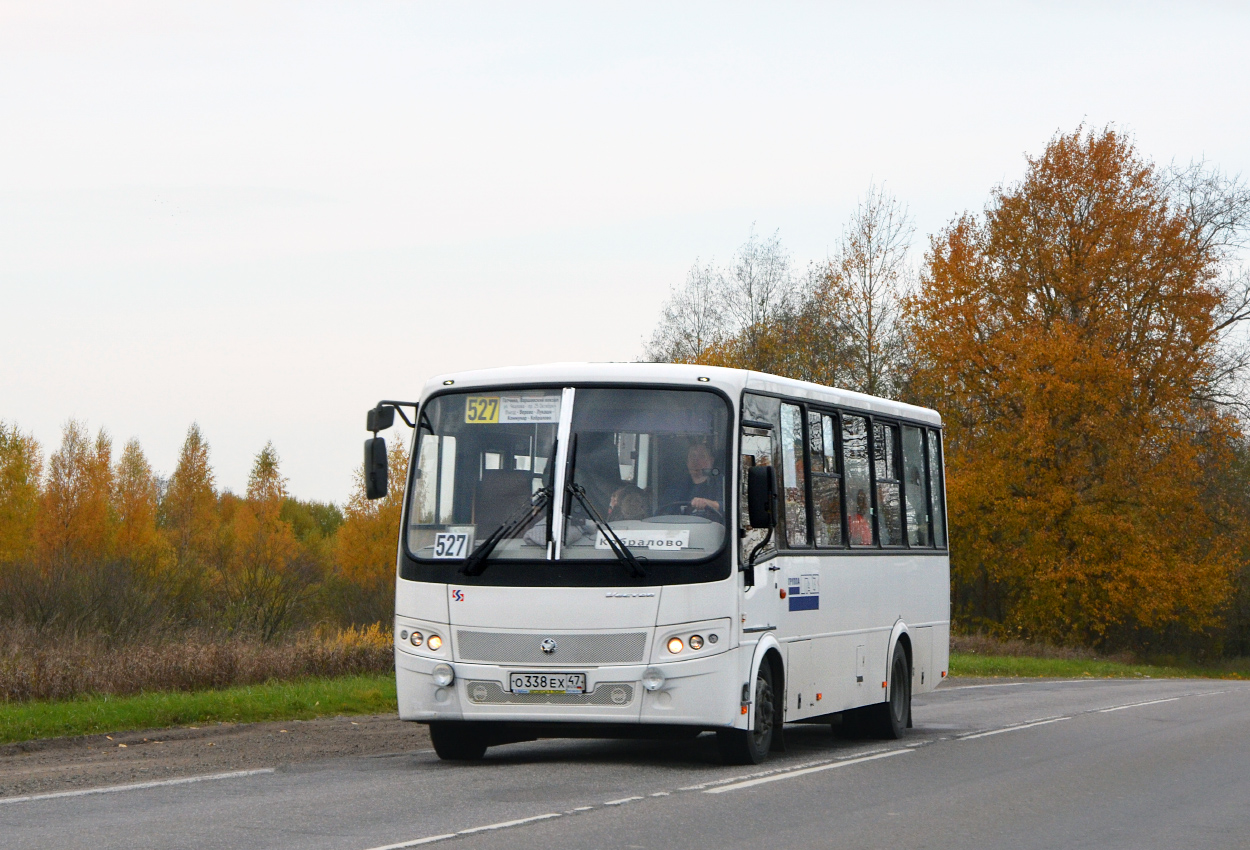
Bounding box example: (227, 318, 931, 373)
(717, 662, 775, 765)
(869, 642, 911, 739)
(429, 721, 488, 761)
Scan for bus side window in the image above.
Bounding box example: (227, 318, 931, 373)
(843, 415, 873, 546)
(902, 425, 929, 547)
(810, 411, 843, 547)
(928, 430, 947, 548)
(780, 403, 809, 547)
(873, 422, 902, 546)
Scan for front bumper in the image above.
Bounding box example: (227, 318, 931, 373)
(395, 648, 740, 728)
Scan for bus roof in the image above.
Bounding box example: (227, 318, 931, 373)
(421, 362, 941, 427)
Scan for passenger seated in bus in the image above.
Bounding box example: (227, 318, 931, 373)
(608, 485, 647, 522)
(669, 443, 722, 515)
(848, 489, 872, 545)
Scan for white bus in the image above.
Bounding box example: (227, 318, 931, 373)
(364, 363, 949, 764)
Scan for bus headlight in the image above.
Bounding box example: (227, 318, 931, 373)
(642, 668, 665, 691)
(426, 634, 442, 651)
(689, 635, 704, 650)
(409, 631, 423, 647)
(667, 637, 684, 654)
(431, 663, 454, 687)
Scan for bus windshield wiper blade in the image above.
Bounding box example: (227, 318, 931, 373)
(461, 489, 549, 576)
(565, 482, 646, 579)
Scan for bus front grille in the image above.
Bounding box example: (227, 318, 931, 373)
(455, 631, 648, 665)
(464, 681, 635, 706)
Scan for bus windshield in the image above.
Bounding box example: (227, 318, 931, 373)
(406, 387, 729, 568)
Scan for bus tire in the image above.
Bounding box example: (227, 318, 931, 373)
(429, 721, 488, 761)
(868, 642, 911, 740)
(717, 662, 776, 764)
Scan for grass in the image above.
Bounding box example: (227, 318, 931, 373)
(0, 673, 397, 746)
(949, 651, 1250, 681)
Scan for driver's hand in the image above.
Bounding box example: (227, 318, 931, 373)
(690, 497, 719, 511)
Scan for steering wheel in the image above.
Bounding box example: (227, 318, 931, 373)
(655, 501, 725, 523)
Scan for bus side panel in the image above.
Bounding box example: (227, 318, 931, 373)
(396, 575, 449, 623)
(656, 575, 736, 627)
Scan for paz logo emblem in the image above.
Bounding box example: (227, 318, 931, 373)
(540, 638, 557, 655)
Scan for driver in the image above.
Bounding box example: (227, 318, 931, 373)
(673, 443, 721, 513)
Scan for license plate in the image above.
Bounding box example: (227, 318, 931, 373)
(509, 672, 587, 694)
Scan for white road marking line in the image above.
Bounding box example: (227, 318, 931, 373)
(1099, 697, 1180, 713)
(571, 806, 594, 812)
(678, 751, 891, 792)
(0, 768, 275, 806)
(943, 683, 1027, 690)
(704, 749, 910, 794)
(456, 813, 562, 835)
(366, 834, 458, 849)
(365, 813, 564, 850)
(603, 796, 643, 806)
(960, 717, 1069, 739)
(649, 791, 670, 797)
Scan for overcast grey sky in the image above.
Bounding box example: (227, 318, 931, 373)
(3, 1, 1248, 502)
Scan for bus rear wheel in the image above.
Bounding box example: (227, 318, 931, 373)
(717, 661, 775, 765)
(429, 721, 488, 761)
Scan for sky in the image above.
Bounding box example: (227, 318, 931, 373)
(3, 1, 1249, 503)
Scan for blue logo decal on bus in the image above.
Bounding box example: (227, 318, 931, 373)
(452, 589, 465, 602)
(788, 574, 819, 611)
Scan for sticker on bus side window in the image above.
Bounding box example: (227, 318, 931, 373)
(465, 395, 561, 425)
(788, 573, 819, 611)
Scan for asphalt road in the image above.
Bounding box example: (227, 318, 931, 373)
(3, 678, 1247, 850)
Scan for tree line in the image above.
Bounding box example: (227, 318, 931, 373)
(0, 419, 408, 643)
(648, 127, 1250, 657)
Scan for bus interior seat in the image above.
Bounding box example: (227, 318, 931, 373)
(474, 470, 533, 533)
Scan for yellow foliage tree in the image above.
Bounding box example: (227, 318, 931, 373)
(0, 422, 42, 566)
(36, 420, 114, 571)
(113, 438, 171, 574)
(219, 441, 303, 639)
(906, 127, 1246, 649)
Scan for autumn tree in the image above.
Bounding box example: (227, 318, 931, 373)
(158, 424, 219, 620)
(113, 439, 169, 571)
(906, 126, 1250, 651)
(0, 422, 42, 567)
(219, 442, 306, 640)
(821, 184, 914, 397)
(646, 192, 914, 397)
(646, 228, 798, 370)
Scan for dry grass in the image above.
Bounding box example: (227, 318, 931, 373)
(950, 632, 1135, 664)
(0, 623, 393, 703)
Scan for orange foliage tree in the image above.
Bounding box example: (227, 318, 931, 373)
(0, 422, 42, 567)
(906, 127, 1248, 650)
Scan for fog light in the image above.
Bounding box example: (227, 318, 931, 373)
(432, 663, 454, 687)
(689, 635, 704, 650)
(409, 631, 423, 647)
(641, 668, 665, 691)
(427, 634, 443, 651)
(667, 637, 684, 654)
(708, 633, 718, 644)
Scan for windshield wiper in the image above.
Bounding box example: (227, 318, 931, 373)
(461, 489, 549, 576)
(562, 435, 646, 579)
(566, 483, 646, 578)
